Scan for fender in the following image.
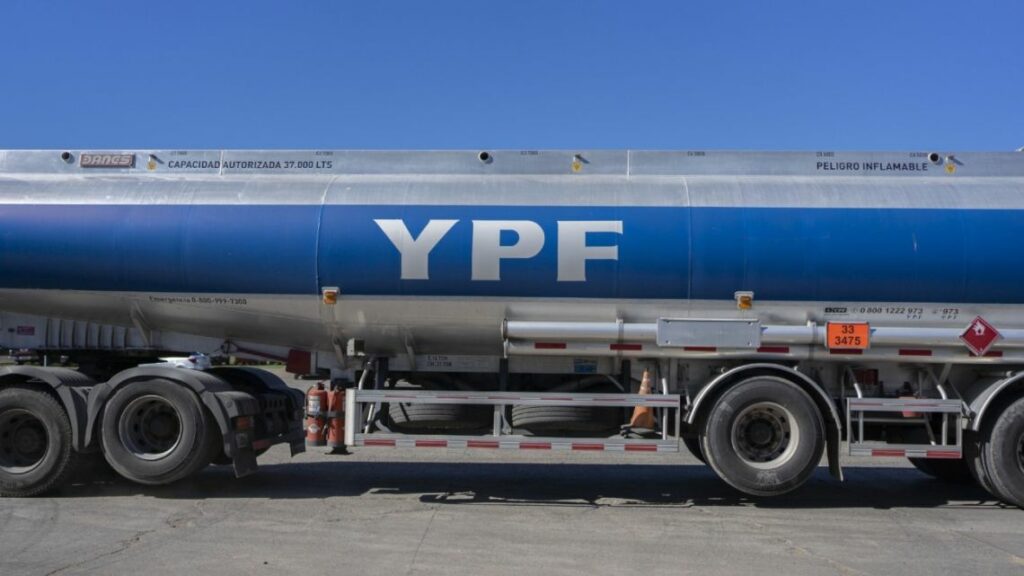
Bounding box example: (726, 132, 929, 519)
(0, 366, 95, 452)
(209, 366, 306, 456)
(964, 371, 1024, 432)
(209, 366, 305, 414)
(686, 363, 844, 481)
(84, 366, 260, 459)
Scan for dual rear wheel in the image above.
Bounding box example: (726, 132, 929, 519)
(100, 379, 221, 485)
(697, 379, 1024, 506)
(0, 378, 233, 496)
(697, 377, 826, 497)
(0, 387, 81, 497)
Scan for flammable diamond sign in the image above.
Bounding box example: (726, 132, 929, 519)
(960, 316, 1001, 356)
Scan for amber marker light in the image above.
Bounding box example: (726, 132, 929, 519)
(735, 291, 754, 310)
(322, 287, 339, 305)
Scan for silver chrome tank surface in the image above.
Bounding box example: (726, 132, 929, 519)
(1, 149, 1023, 356)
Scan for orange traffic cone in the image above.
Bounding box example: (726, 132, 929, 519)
(629, 369, 656, 430)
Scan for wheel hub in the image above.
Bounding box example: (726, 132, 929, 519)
(731, 401, 800, 469)
(14, 426, 44, 454)
(0, 409, 49, 473)
(118, 395, 183, 461)
(746, 419, 776, 447)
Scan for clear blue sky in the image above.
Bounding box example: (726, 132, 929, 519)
(2, 1, 1021, 151)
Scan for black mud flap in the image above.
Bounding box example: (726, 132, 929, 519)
(828, 425, 843, 481)
(289, 436, 306, 457)
(232, 446, 259, 478)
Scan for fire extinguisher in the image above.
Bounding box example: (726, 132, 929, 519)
(326, 384, 346, 452)
(305, 382, 328, 447)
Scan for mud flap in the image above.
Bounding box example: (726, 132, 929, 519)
(827, 425, 843, 481)
(232, 446, 259, 478)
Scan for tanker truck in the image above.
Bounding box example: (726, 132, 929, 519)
(2, 148, 1024, 507)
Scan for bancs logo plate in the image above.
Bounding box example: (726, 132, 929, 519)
(80, 153, 136, 168)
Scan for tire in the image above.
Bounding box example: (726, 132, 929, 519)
(701, 377, 824, 497)
(980, 396, 1024, 508)
(101, 379, 218, 486)
(510, 405, 620, 435)
(0, 386, 82, 497)
(388, 402, 491, 432)
(683, 435, 706, 464)
(964, 430, 997, 495)
(908, 457, 973, 484)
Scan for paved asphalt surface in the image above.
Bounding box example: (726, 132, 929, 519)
(1, 371, 1022, 575)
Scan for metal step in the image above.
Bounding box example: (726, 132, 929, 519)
(349, 389, 680, 408)
(848, 444, 961, 459)
(846, 397, 964, 459)
(847, 398, 964, 413)
(353, 433, 679, 453)
(344, 389, 682, 450)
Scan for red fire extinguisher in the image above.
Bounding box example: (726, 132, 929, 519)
(305, 382, 328, 447)
(326, 384, 346, 452)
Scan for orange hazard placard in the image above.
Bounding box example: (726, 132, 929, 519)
(826, 322, 870, 350)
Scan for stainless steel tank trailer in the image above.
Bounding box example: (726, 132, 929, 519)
(1, 148, 1023, 508)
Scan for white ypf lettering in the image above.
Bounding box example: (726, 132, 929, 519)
(375, 219, 458, 280)
(556, 221, 623, 281)
(471, 220, 544, 281)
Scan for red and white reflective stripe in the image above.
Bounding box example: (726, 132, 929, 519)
(926, 450, 961, 459)
(757, 346, 790, 354)
(609, 343, 643, 351)
(520, 442, 551, 450)
(467, 440, 499, 449)
(354, 390, 680, 407)
(851, 446, 962, 459)
(534, 342, 567, 350)
(624, 443, 659, 452)
(414, 439, 447, 448)
(364, 438, 397, 447)
(356, 436, 677, 452)
(853, 401, 947, 408)
(898, 348, 933, 356)
(871, 448, 907, 457)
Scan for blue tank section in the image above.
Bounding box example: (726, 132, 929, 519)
(0, 203, 1022, 303)
(0, 205, 320, 294)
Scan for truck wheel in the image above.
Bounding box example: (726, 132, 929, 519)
(701, 377, 824, 497)
(908, 457, 973, 483)
(964, 430, 998, 496)
(980, 396, 1024, 508)
(0, 387, 81, 497)
(101, 379, 218, 486)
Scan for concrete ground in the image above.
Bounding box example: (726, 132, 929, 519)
(1, 445, 1021, 575)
